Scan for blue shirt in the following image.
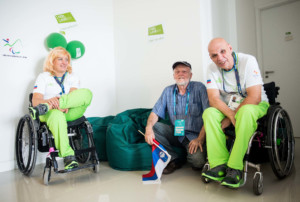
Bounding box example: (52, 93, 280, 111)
(152, 81, 209, 142)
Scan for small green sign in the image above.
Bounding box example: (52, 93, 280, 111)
(148, 24, 164, 36)
(55, 12, 76, 24)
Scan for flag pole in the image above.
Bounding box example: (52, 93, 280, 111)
(138, 130, 170, 156)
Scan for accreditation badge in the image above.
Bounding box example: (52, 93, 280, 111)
(174, 119, 185, 136)
(228, 94, 244, 110)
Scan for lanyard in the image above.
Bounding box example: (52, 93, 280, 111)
(173, 88, 190, 116)
(53, 72, 67, 95)
(222, 52, 246, 98)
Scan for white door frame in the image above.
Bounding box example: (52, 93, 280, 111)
(255, 0, 299, 78)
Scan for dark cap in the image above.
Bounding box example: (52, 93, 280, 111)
(172, 61, 192, 70)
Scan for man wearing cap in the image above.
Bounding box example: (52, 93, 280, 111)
(145, 61, 209, 174)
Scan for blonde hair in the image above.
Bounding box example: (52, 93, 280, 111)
(43, 47, 72, 75)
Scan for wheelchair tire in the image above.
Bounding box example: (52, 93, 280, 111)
(43, 167, 51, 185)
(15, 114, 38, 176)
(266, 105, 295, 179)
(93, 164, 100, 173)
(201, 163, 211, 183)
(253, 172, 263, 195)
(43, 157, 52, 185)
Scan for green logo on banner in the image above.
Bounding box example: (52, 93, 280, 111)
(55, 12, 76, 24)
(148, 24, 164, 36)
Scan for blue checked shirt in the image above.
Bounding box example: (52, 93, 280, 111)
(152, 81, 209, 142)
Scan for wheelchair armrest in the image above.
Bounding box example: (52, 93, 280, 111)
(67, 116, 87, 127)
(29, 93, 33, 107)
(263, 82, 279, 105)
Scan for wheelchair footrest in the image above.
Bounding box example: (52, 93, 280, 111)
(56, 162, 99, 174)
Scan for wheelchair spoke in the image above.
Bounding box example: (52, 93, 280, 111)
(269, 108, 295, 178)
(69, 124, 92, 164)
(16, 114, 37, 176)
(22, 122, 31, 167)
(273, 109, 283, 173)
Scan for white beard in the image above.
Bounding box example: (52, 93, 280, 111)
(176, 80, 189, 86)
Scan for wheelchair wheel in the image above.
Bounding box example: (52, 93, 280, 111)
(93, 163, 100, 173)
(70, 123, 92, 164)
(43, 158, 51, 185)
(15, 114, 38, 176)
(253, 172, 263, 195)
(201, 163, 211, 183)
(43, 168, 51, 185)
(266, 105, 295, 179)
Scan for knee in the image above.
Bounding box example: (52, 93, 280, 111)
(153, 122, 172, 137)
(236, 105, 256, 120)
(82, 88, 93, 102)
(188, 151, 206, 168)
(75, 88, 92, 105)
(203, 107, 219, 120)
(153, 122, 163, 133)
(84, 88, 93, 98)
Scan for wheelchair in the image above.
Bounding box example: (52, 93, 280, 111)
(201, 82, 295, 195)
(15, 94, 100, 185)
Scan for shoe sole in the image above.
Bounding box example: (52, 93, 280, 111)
(64, 162, 79, 170)
(221, 181, 241, 188)
(202, 173, 225, 182)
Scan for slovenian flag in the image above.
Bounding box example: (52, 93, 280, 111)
(142, 139, 171, 184)
(207, 79, 211, 84)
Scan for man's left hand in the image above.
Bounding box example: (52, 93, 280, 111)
(221, 117, 232, 130)
(188, 138, 204, 154)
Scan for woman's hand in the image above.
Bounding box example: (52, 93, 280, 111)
(59, 108, 69, 113)
(46, 97, 60, 109)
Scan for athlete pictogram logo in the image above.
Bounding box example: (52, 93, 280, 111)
(2, 38, 22, 54)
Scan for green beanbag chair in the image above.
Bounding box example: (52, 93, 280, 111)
(87, 116, 115, 161)
(106, 108, 186, 171)
(106, 109, 152, 170)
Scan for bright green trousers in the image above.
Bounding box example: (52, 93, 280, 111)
(39, 88, 93, 157)
(202, 101, 269, 170)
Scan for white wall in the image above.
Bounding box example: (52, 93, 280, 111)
(0, 0, 116, 172)
(211, 0, 238, 50)
(113, 0, 205, 113)
(113, 0, 241, 113)
(235, 0, 257, 57)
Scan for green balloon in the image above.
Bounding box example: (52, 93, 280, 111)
(46, 33, 67, 49)
(66, 40, 85, 59)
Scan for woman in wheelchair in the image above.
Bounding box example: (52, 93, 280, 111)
(29, 47, 92, 170)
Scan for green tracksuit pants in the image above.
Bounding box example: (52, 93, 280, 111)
(202, 101, 269, 170)
(39, 88, 93, 158)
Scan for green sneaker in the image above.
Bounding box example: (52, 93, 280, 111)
(221, 168, 243, 188)
(29, 103, 49, 120)
(202, 164, 227, 182)
(64, 156, 78, 170)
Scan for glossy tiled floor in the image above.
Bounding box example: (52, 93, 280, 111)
(1, 138, 299, 202)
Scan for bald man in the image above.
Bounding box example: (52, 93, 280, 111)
(202, 38, 269, 188)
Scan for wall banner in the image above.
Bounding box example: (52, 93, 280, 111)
(148, 24, 164, 42)
(55, 12, 77, 30)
